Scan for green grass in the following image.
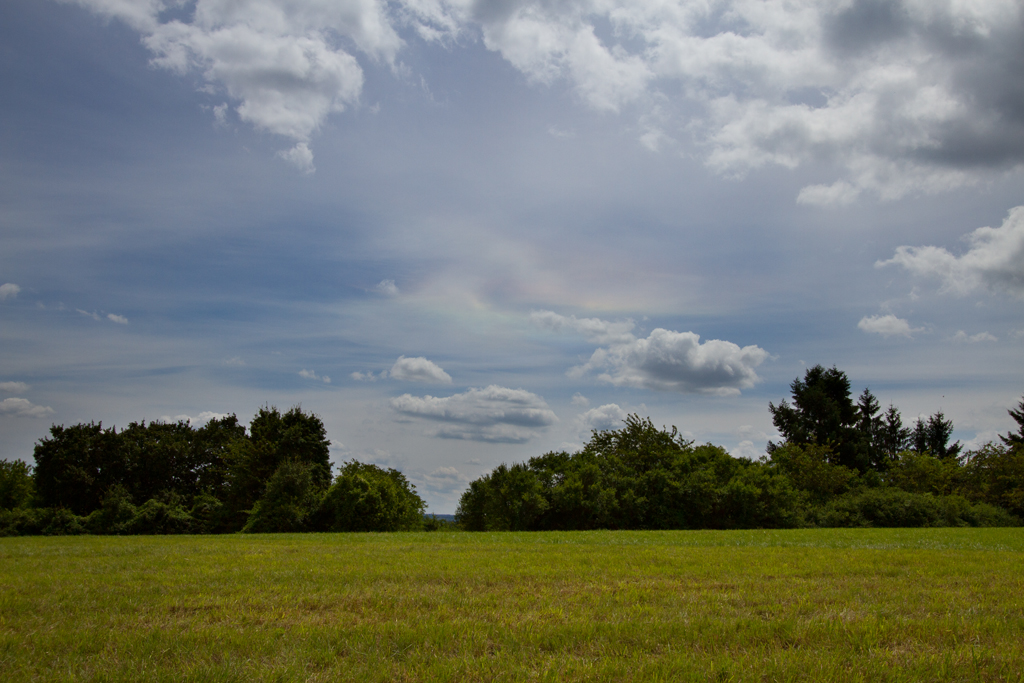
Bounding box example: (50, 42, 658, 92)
(2, 528, 1023, 681)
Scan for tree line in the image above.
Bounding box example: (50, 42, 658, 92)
(2, 365, 1023, 534)
(0, 406, 428, 535)
(455, 366, 1024, 530)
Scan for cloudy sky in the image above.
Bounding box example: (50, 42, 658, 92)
(2, 0, 1023, 511)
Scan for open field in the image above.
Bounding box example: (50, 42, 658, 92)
(2, 529, 1023, 681)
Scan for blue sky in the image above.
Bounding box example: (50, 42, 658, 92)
(2, 0, 1023, 512)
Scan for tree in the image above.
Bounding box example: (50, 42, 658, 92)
(1000, 397, 1024, 448)
(315, 461, 425, 532)
(243, 460, 322, 533)
(878, 404, 911, 461)
(32, 423, 125, 515)
(911, 412, 962, 460)
(856, 388, 884, 469)
(769, 365, 868, 471)
(120, 420, 195, 504)
(224, 406, 331, 528)
(0, 460, 34, 510)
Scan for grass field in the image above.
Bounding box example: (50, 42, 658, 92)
(2, 528, 1023, 681)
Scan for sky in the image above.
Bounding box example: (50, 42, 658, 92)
(2, 0, 1023, 512)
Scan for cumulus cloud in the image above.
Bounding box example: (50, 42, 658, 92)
(576, 403, 628, 433)
(390, 385, 558, 443)
(107, 313, 128, 324)
(570, 392, 589, 407)
(877, 206, 1024, 298)
(299, 368, 331, 383)
(857, 314, 922, 338)
(951, 330, 997, 343)
(389, 356, 452, 384)
(579, 329, 768, 395)
(0, 283, 20, 300)
(468, 0, 1024, 201)
(66, 0, 1024, 196)
(64, 0, 392, 170)
(536, 311, 768, 395)
(0, 398, 55, 419)
(0, 382, 30, 394)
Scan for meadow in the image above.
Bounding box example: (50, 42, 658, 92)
(1, 529, 1023, 681)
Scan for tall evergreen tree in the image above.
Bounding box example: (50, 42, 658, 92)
(878, 404, 911, 461)
(769, 365, 868, 471)
(1000, 397, 1024, 448)
(912, 412, 962, 460)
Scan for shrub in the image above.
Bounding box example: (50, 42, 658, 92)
(314, 461, 425, 532)
(243, 460, 322, 533)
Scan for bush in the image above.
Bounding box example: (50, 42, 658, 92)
(85, 485, 137, 534)
(314, 461, 425, 532)
(243, 460, 323, 533)
(0, 460, 34, 510)
(126, 499, 194, 534)
(815, 488, 1019, 528)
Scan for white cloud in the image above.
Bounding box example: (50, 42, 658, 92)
(225, 356, 246, 366)
(531, 310, 635, 345)
(0, 382, 30, 394)
(77, 309, 101, 321)
(299, 369, 331, 383)
(158, 410, 231, 425)
(107, 313, 128, 324)
(390, 385, 559, 443)
(277, 142, 315, 174)
(538, 311, 768, 395)
(952, 330, 998, 343)
(374, 279, 399, 296)
(65, 0, 394, 169)
(857, 314, 922, 338)
(877, 206, 1024, 298)
(0, 398, 55, 419)
(389, 356, 452, 384)
(0, 283, 20, 300)
(575, 328, 768, 395)
(577, 403, 628, 433)
(67, 0, 1024, 196)
(467, 0, 1024, 201)
(570, 392, 589, 407)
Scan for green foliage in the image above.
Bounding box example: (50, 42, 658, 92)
(84, 485, 137, 534)
(815, 488, 1019, 528)
(314, 461, 425, 532)
(911, 411, 962, 460)
(884, 449, 961, 495)
(960, 442, 1024, 518)
(769, 365, 868, 471)
(0, 459, 34, 510)
(768, 442, 859, 504)
(224, 406, 331, 529)
(458, 415, 806, 531)
(999, 396, 1024, 448)
(124, 498, 194, 535)
(32, 422, 125, 515)
(243, 460, 323, 533)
